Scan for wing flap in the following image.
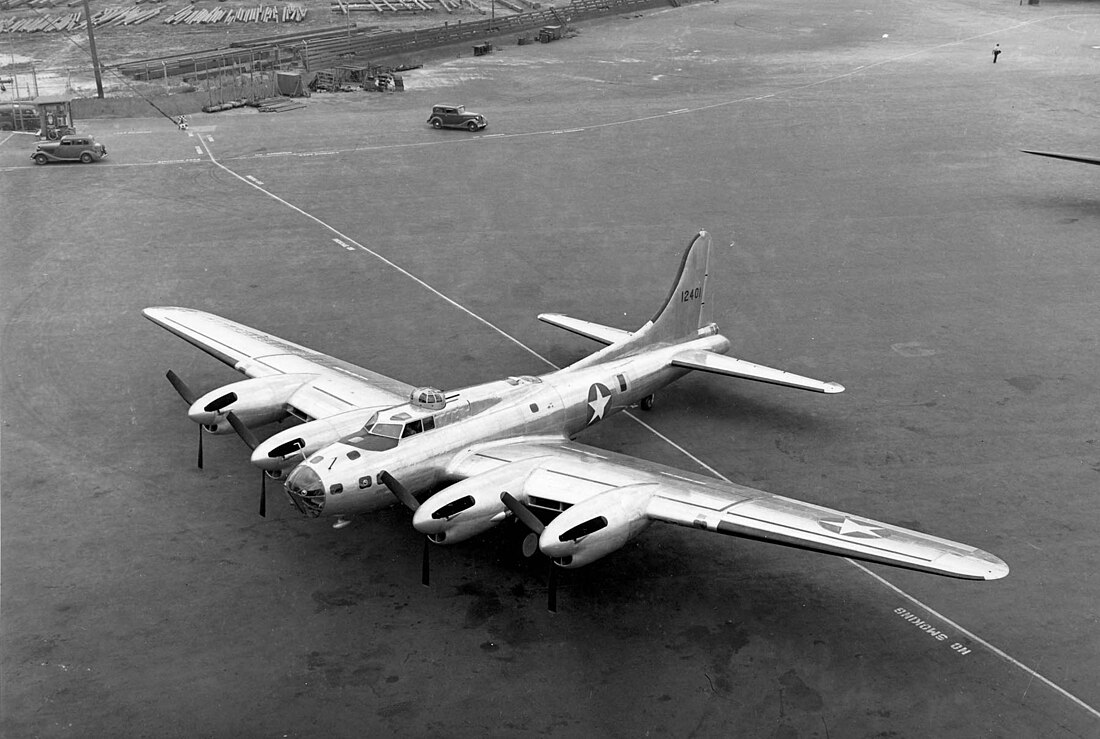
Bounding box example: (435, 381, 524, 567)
(671, 349, 845, 393)
(538, 313, 633, 346)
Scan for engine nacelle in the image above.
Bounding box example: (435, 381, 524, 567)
(250, 406, 385, 472)
(540, 484, 656, 568)
(189, 374, 318, 430)
(413, 459, 547, 544)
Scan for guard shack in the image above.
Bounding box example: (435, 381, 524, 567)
(33, 96, 75, 140)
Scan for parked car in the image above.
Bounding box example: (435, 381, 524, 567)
(31, 135, 107, 164)
(426, 104, 487, 132)
(0, 102, 39, 133)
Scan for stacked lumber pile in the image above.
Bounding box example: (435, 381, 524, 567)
(163, 4, 306, 24)
(253, 97, 306, 112)
(330, 0, 435, 13)
(0, 6, 162, 32)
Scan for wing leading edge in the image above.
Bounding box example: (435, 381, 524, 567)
(448, 440, 1008, 580)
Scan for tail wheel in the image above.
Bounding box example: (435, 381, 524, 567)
(640, 395, 655, 411)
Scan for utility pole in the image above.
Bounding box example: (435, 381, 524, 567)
(80, 0, 104, 98)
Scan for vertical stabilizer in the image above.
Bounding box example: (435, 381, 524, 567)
(645, 230, 713, 344)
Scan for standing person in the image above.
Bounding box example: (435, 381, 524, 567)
(992, 44, 1002, 63)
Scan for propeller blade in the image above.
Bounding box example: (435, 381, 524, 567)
(547, 560, 558, 613)
(421, 537, 430, 587)
(225, 412, 259, 451)
(259, 472, 267, 518)
(167, 371, 204, 468)
(380, 470, 419, 512)
(166, 370, 199, 405)
(500, 492, 545, 535)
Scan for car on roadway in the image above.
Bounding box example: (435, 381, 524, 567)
(426, 104, 487, 132)
(31, 134, 108, 164)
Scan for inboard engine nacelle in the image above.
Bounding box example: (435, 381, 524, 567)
(250, 406, 384, 472)
(413, 458, 550, 543)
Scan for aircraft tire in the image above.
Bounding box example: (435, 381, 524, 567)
(640, 395, 654, 411)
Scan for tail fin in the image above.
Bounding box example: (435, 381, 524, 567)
(644, 230, 713, 343)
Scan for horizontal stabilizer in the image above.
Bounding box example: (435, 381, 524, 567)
(538, 313, 633, 346)
(671, 349, 844, 393)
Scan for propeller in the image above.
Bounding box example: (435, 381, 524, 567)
(165, 370, 203, 469)
(225, 411, 267, 517)
(380, 470, 430, 587)
(501, 492, 558, 613)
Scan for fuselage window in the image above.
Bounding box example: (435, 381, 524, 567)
(310, 455, 324, 464)
(617, 374, 628, 392)
(359, 476, 372, 489)
(330, 483, 343, 495)
(402, 420, 424, 438)
(529, 403, 539, 413)
(347, 450, 361, 460)
(423, 416, 435, 432)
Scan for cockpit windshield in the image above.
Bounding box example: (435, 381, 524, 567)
(369, 422, 404, 439)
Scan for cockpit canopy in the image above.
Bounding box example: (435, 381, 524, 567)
(339, 393, 479, 452)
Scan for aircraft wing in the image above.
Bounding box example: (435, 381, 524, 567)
(143, 307, 415, 419)
(448, 439, 1008, 580)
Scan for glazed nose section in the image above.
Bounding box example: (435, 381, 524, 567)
(284, 465, 325, 517)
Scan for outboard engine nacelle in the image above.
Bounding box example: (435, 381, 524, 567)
(189, 373, 318, 430)
(540, 484, 656, 567)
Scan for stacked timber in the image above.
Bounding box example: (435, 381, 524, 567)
(331, 0, 435, 13)
(0, 6, 162, 31)
(163, 4, 305, 24)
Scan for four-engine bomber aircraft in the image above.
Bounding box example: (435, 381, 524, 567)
(146, 231, 1007, 609)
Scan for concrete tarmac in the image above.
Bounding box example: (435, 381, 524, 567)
(2, 0, 1099, 736)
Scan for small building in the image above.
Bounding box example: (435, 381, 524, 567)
(32, 96, 75, 140)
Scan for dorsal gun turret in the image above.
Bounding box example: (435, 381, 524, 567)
(411, 387, 447, 411)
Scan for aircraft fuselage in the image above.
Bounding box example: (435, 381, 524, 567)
(284, 330, 729, 518)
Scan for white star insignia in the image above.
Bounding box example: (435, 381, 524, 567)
(820, 517, 887, 539)
(587, 386, 611, 424)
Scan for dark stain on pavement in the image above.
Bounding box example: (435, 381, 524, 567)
(778, 668, 824, 712)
